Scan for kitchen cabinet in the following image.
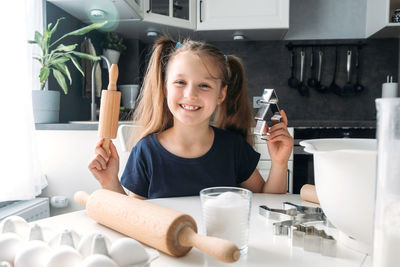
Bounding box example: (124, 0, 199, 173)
(366, 0, 400, 38)
(254, 127, 294, 193)
(197, 0, 289, 31)
(143, 0, 196, 29)
(196, 0, 289, 40)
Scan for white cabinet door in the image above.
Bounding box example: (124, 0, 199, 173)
(366, 0, 400, 38)
(143, 0, 196, 29)
(197, 0, 289, 31)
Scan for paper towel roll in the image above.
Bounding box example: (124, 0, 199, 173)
(382, 82, 399, 98)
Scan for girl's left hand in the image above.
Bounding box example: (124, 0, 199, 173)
(265, 110, 294, 165)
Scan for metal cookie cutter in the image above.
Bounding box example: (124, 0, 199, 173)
(259, 202, 337, 257)
(291, 224, 337, 257)
(254, 89, 282, 139)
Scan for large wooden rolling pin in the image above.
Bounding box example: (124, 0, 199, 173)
(98, 64, 121, 156)
(300, 184, 320, 204)
(74, 189, 240, 263)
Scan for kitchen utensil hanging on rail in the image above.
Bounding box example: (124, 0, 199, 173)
(286, 42, 366, 96)
(307, 48, 317, 88)
(315, 50, 327, 92)
(354, 46, 364, 93)
(297, 50, 309, 96)
(288, 50, 298, 88)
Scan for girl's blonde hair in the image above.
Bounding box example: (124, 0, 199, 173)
(130, 36, 254, 147)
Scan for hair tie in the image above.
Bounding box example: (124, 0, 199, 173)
(224, 55, 228, 62)
(175, 42, 182, 49)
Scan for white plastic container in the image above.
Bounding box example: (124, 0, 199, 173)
(300, 138, 377, 253)
(373, 98, 400, 267)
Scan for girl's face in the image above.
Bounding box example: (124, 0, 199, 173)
(165, 51, 227, 127)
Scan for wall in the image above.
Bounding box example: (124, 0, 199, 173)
(212, 39, 398, 123)
(136, 39, 398, 123)
(35, 129, 131, 216)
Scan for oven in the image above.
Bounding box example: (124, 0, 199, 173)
(292, 127, 376, 194)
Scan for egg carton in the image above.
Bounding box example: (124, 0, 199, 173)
(259, 202, 337, 257)
(0, 215, 159, 267)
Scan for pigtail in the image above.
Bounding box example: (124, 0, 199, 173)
(130, 36, 177, 147)
(214, 55, 254, 146)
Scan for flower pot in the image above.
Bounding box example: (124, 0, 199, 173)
(32, 90, 60, 123)
(102, 49, 120, 68)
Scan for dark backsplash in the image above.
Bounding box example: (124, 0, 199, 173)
(47, 3, 398, 125)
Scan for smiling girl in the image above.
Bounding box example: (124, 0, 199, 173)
(89, 37, 293, 199)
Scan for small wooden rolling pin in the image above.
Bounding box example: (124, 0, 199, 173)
(98, 64, 121, 156)
(74, 189, 240, 263)
(300, 184, 320, 204)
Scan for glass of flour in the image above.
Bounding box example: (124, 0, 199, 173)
(200, 187, 252, 254)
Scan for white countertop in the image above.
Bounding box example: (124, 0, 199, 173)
(35, 193, 371, 267)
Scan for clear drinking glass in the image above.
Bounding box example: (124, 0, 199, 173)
(373, 98, 400, 267)
(200, 187, 252, 255)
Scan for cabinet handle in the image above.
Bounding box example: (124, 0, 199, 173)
(199, 0, 203, 22)
(146, 0, 152, 13)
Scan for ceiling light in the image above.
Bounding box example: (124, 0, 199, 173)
(233, 34, 245, 41)
(147, 31, 158, 37)
(90, 9, 106, 19)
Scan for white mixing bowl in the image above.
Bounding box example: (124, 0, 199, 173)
(300, 138, 377, 253)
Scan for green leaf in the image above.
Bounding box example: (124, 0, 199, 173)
(50, 56, 70, 65)
(52, 68, 68, 94)
(63, 21, 108, 37)
(51, 21, 108, 47)
(42, 29, 50, 55)
(34, 31, 42, 44)
(53, 44, 77, 52)
(70, 51, 100, 61)
(54, 63, 72, 85)
(39, 67, 50, 83)
(66, 55, 84, 76)
(27, 40, 37, 44)
(49, 17, 65, 37)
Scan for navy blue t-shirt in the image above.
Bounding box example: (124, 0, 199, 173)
(120, 127, 260, 199)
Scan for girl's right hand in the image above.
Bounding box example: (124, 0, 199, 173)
(88, 139, 120, 190)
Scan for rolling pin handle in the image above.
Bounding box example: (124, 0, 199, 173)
(178, 227, 240, 263)
(108, 64, 119, 91)
(300, 184, 320, 204)
(102, 138, 111, 157)
(74, 191, 90, 206)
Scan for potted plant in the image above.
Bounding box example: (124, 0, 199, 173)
(101, 32, 127, 68)
(28, 17, 107, 123)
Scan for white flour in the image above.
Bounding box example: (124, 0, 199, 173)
(202, 192, 250, 250)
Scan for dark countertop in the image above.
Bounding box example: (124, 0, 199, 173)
(288, 120, 376, 128)
(35, 120, 377, 130)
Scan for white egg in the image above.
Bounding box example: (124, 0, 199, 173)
(0, 232, 23, 262)
(109, 238, 149, 267)
(14, 240, 52, 267)
(46, 246, 83, 267)
(80, 254, 118, 267)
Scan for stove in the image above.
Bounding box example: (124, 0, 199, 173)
(292, 126, 376, 194)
